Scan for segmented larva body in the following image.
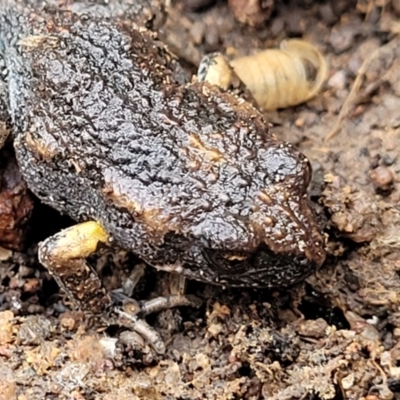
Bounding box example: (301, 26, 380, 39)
(198, 39, 327, 111)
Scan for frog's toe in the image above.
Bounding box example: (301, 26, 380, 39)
(114, 307, 166, 354)
(139, 294, 202, 316)
(110, 269, 202, 353)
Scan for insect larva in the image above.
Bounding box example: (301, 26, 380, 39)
(198, 39, 327, 111)
(197, 53, 259, 107)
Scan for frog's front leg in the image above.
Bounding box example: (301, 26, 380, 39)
(38, 222, 165, 353)
(38, 221, 201, 354)
(38, 221, 112, 314)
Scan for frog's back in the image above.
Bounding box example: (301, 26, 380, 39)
(1, 3, 264, 237)
(1, 5, 191, 242)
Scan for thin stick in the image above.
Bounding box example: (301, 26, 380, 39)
(326, 38, 399, 141)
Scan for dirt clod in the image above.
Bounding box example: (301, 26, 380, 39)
(369, 165, 394, 191)
(228, 0, 274, 27)
(0, 147, 33, 250)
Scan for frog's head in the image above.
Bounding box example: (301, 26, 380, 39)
(188, 142, 326, 288)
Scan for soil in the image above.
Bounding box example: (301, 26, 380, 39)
(2, 0, 400, 399)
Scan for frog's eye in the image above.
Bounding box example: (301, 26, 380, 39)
(202, 249, 252, 273)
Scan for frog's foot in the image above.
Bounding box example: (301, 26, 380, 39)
(112, 292, 202, 354)
(38, 221, 201, 354)
(111, 271, 202, 354)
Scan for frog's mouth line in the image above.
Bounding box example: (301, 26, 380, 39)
(202, 249, 252, 275)
(201, 243, 313, 276)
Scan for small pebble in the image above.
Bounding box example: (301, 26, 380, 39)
(204, 24, 220, 52)
(330, 0, 356, 16)
(26, 304, 45, 314)
(296, 318, 328, 338)
(328, 70, 347, 90)
(0, 246, 12, 260)
(369, 166, 393, 191)
(16, 315, 51, 345)
(190, 21, 205, 45)
(329, 26, 355, 54)
(393, 0, 400, 15)
(341, 373, 354, 390)
(318, 3, 338, 25)
(119, 330, 146, 349)
(270, 17, 284, 37)
(228, 0, 274, 28)
(393, 328, 400, 338)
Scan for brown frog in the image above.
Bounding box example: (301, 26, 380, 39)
(0, 0, 326, 349)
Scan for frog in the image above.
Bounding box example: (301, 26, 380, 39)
(0, 0, 326, 351)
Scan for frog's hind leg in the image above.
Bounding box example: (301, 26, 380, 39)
(38, 221, 112, 314)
